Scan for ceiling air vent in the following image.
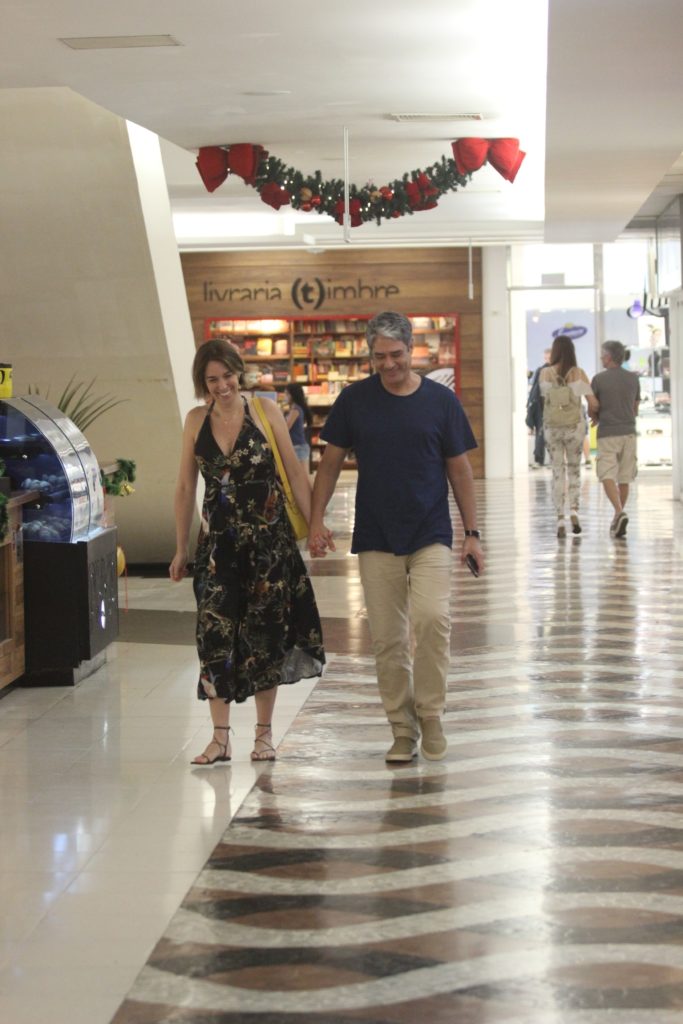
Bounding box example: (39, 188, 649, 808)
(60, 35, 181, 49)
(386, 113, 484, 123)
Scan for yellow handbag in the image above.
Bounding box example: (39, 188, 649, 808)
(252, 397, 309, 541)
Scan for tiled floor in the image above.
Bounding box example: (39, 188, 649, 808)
(2, 468, 683, 1022)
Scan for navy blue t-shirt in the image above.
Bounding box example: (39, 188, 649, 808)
(321, 375, 477, 554)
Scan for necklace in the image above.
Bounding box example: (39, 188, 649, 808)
(213, 397, 242, 424)
(215, 410, 241, 424)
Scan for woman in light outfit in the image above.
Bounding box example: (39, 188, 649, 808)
(540, 335, 598, 538)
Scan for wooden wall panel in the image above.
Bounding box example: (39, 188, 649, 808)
(180, 247, 484, 475)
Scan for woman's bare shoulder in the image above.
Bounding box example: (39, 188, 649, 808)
(187, 403, 207, 419)
(184, 404, 208, 429)
(256, 395, 284, 423)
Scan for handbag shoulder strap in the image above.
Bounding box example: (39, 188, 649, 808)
(251, 396, 287, 483)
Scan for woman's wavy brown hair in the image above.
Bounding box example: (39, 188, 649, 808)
(192, 339, 245, 398)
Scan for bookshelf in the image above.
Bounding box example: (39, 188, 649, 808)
(204, 318, 292, 387)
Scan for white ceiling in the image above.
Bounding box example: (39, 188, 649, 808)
(2, 0, 682, 250)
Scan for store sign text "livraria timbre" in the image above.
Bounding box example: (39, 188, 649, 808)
(202, 278, 401, 310)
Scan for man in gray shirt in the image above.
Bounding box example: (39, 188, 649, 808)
(591, 340, 640, 538)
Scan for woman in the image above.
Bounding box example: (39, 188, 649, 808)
(540, 335, 598, 538)
(169, 339, 325, 765)
(284, 382, 312, 464)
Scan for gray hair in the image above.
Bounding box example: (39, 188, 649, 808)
(602, 340, 629, 366)
(367, 311, 413, 353)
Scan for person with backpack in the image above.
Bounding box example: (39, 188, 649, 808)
(526, 348, 550, 467)
(540, 335, 598, 538)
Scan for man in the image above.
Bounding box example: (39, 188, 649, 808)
(591, 340, 640, 538)
(308, 311, 484, 763)
(526, 347, 551, 467)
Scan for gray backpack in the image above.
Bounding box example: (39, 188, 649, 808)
(544, 372, 582, 428)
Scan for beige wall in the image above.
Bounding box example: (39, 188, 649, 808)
(0, 88, 195, 562)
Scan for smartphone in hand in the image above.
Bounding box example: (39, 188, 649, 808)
(465, 553, 479, 577)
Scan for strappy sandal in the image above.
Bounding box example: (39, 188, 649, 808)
(251, 723, 276, 762)
(191, 726, 232, 766)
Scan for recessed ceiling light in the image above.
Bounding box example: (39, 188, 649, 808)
(386, 113, 484, 123)
(241, 90, 291, 97)
(59, 34, 181, 50)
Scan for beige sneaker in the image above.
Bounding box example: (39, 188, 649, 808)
(385, 736, 418, 763)
(419, 717, 447, 760)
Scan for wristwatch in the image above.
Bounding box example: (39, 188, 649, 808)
(464, 529, 481, 539)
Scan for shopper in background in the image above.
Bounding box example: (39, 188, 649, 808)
(284, 382, 312, 465)
(591, 340, 641, 539)
(582, 424, 592, 468)
(526, 347, 551, 468)
(308, 311, 484, 764)
(540, 335, 598, 538)
(169, 339, 324, 765)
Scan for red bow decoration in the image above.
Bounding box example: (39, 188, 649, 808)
(226, 143, 267, 185)
(260, 182, 291, 210)
(195, 143, 268, 192)
(334, 197, 362, 228)
(451, 138, 525, 183)
(196, 147, 229, 192)
(405, 172, 439, 211)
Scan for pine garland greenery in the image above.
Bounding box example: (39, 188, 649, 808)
(101, 459, 136, 497)
(196, 138, 525, 228)
(254, 153, 471, 226)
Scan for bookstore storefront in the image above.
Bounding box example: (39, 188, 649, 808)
(181, 247, 486, 476)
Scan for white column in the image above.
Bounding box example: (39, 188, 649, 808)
(482, 247, 525, 478)
(126, 122, 197, 426)
(669, 289, 683, 500)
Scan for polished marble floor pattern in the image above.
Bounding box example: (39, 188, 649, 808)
(2, 470, 683, 1023)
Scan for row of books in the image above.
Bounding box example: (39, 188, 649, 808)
(291, 361, 369, 381)
(239, 337, 289, 356)
(208, 319, 289, 335)
(294, 320, 367, 334)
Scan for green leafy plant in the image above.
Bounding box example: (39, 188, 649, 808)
(29, 375, 128, 432)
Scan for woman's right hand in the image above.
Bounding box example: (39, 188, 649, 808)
(169, 550, 188, 582)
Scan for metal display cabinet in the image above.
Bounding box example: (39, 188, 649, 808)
(0, 397, 118, 685)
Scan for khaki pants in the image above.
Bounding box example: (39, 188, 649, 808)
(358, 544, 452, 738)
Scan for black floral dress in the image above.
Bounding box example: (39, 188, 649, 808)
(193, 399, 325, 703)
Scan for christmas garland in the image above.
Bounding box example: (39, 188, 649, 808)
(101, 459, 136, 497)
(196, 138, 525, 228)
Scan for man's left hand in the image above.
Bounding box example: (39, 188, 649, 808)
(461, 536, 485, 575)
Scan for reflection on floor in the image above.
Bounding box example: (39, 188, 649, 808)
(2, 470, 683, 1022)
